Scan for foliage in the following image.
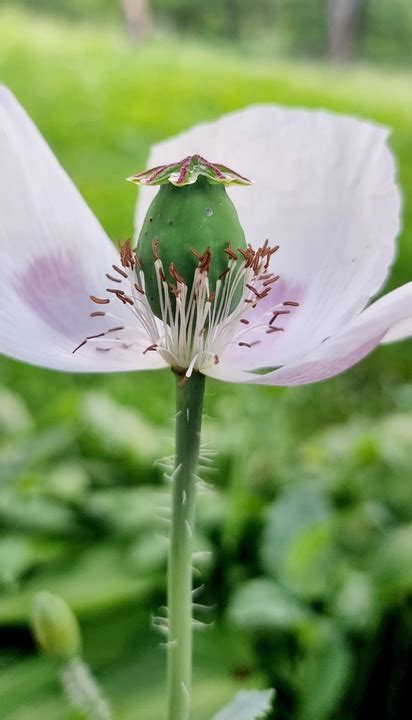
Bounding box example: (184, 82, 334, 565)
(4, 0, 412, 64)
(0, 8, 412, 720)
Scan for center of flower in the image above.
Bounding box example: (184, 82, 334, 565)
(74, 156, 300, 377)
(74, 238, 300, 380)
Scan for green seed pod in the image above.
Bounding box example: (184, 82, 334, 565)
(130, 155, 251, 319)
(31, 592, 82, 662)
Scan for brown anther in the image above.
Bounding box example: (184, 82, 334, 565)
(107, 288, 125, 295)
(283, 300, 300, 307)
(159, 267, 167, 283)
(119, 240, 134, 268)
(107, 326, 125, 333)
(169, 263, 187, 285)
(90, 311, 106, 317)
(191, 248, 203, 261)
(239, 342, 252, 348)
(270, 310, 290, 325)
(90, 295, 110, 305)
(266, 326, 285, 334)
(152, 237, 160, 261)
(169, 284, 180, 299)
(224, 243, 238, 261)
(134, 283, 145, 295)
(122, 295, 134, 306)
(246, 283, 261, 298)
(198, 247, 212, 274)
(263, 275, 280, 287)
(106, 273, 122, 283)
(143, 343, 158, 354)
(214, 355, 219, 365)
(112, 264, 128, 279)
(240, 319, 250, 325)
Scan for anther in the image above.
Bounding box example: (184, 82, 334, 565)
(240, 319, 250, 325)
(169, 263, 186, 285)
(90, 295, 110, 305)
(106, 273, 122, 283)
(263, 275, 280, 286)
(112, 264, 128, 279)
(224, 243, 238, 261)
(119, 240, 134, 268)
(284, 300, 300, 307)
(134, 283, 145, 294)
(270, 310, 290, 325)
(152, 237, 160, 261)
(143, 343, 158, 354)
(90, 311, 106, 317)
(266, 326, 284, 333)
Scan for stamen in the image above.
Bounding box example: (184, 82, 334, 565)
(152, 237, 160, 261)
(119, 240, 134, 269)
(78, 237, 300, 374)
(106, 273, 122, 283)
(90, 295, 110, 305)
(144, 343, 158, 354)
(112, 265, 128, 279)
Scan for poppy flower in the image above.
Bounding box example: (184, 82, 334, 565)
(0, 86, 410, 384)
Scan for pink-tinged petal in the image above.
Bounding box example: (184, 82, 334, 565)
(205, 283, 412, 385)
(136, 105, 400, 360)
(0, 86, 164, 372)
(210, 277, 306, 371)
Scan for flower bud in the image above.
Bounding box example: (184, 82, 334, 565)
(31, 592, 82, 661)
(130, 155, 251, 319)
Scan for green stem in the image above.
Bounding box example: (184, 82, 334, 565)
(167, 371, 206, 720)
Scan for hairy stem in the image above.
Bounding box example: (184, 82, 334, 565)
(167, 371, 206, 720)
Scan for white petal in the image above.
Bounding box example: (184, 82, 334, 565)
(136, 105, 400, 365)
(206, 283, 412, 385)
(0, 86, 164, 373)
(381, 317, 412, 343)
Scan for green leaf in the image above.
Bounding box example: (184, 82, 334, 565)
(0, 545, 156, 625)
(261, 485, 337, 600)
(295, 620, 350, 720)
(212, 689, 275, 720)
(228, 578, 311, 632)
(81, 392, 165, 464)
(373, 524, 412, 602)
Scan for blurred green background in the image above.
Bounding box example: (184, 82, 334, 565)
(0, 1, 411, 718)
